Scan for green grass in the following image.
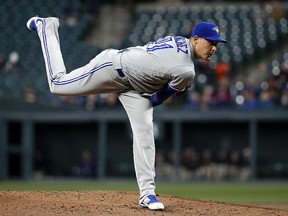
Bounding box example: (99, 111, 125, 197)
(0, 180, 288, 205)
(158, 182, 288, 204)
(0, 180, 138, 191)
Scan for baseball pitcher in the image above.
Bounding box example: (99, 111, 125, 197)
(26, 16, 227, 210)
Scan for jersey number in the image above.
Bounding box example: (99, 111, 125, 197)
(146, 37, 174, 52)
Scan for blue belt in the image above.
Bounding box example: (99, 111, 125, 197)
(116, 68, 125, 77)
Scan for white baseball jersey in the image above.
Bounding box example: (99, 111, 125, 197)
(115, 36, 195, 94)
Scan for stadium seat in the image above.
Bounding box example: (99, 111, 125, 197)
(1, 1, 288, 105)
(0, 0, 94, 99)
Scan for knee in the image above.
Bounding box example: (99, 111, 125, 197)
(132, 121, 154, 138)
(49, 85, 64, 96)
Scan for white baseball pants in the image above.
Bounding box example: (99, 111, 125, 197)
(36, 18, 156, 198)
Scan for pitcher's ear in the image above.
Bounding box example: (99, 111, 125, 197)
(192, 35, 200, 43)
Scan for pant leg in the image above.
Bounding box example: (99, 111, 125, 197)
(36, 18, 128, 96)
(118, 91, 156, 199)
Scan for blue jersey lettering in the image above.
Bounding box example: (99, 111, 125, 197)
(175, 36, 188, 54)
(147, 37, 174, 52)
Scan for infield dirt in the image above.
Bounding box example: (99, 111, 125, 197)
(0, 190, 287, 216)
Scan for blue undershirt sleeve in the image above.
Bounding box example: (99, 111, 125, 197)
(151, 84, 177, 107)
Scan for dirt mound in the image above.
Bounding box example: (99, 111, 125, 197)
(0, 191, 287, 216)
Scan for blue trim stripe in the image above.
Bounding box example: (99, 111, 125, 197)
(53, 62, 113, 85)
(42, 20, 53, 79)
(41, 19, 112, 86)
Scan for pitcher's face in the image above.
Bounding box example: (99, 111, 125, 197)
(192, 36, 218, 61)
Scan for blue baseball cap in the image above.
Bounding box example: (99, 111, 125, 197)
(192, 22, 227, 43)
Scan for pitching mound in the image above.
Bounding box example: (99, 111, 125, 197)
(0, 191, 287, 216)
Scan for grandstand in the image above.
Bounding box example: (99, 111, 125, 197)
(0, 0, 97, 105)
(0, 0, 288, 110)
(1, 0, 288, 180)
